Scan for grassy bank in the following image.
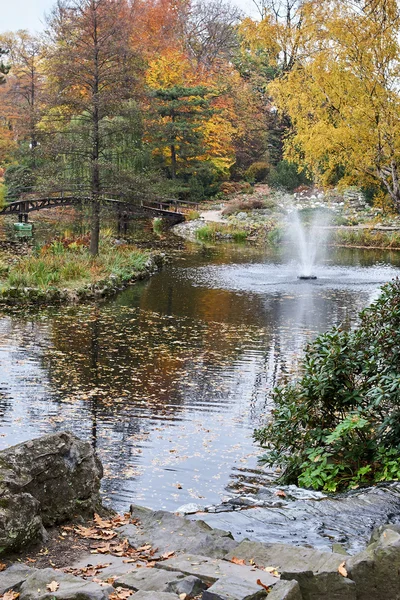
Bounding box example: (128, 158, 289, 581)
(333, 228, 400, 249)
(0, 235, 160, 305)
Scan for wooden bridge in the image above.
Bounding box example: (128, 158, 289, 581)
(0, 193, 199, 229)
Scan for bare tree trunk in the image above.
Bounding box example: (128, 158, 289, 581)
(90, 0, 101, 256)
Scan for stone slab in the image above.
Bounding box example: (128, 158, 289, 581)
(165, 575, 207, 597)
(127, 593, 179, 600)
(0, 564, 36, 594)
(70, 554, 135, 579)
(19, 567, 113, 600)
(202, 575, 268, 600)
(155, 553, 276, 587)
(121, 505, 238, 559)
(266, 581, 302, 600)
(225, 540, 345, 574)
(114, 568, 185, 591)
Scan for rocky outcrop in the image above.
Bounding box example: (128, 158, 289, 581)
(0, 431, 102, 552)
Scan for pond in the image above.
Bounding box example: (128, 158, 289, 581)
(0, 241, 399, 515)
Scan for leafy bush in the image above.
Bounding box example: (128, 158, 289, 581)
(268, 160, 312, 191)
(186, 210, 201, 221)
(245, 161, 270, 183)
(4, 165, 35, 199)
(254, 280, 400, 491)
(220, 181, 253, 196)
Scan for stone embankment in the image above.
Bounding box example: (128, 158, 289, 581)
(2, 433, 400, 600)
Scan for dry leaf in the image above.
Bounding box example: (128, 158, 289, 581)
(338, 562, 348, 578)
(161, 551, 175, 560)
(3, 592, 19, 600)
(46, 582, 59, 592)
(231, 557, 246, 566)
(256, 579, 271, 592)
(0, 562, 6, 572)
(275, 490, 286, 498)
(179, 594, 188, 600)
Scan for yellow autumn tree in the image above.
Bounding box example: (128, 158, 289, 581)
(269, 0, 400, 208)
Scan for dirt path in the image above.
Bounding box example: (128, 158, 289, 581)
(199, 209, 226, 223)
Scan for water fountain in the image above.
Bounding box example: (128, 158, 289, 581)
(287, 209, 331, 280)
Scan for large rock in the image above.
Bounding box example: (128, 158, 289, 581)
(0, 431, 103, 552)
(121, 505, 238, 559)
(266, 581, 302, 600)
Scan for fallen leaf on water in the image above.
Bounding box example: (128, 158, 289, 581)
(46, 582, 59, 592)
(275, 490, 286, 498)
(231, 557, 246, 566)
(338, 562, 348, 578)
(256, 579, 271, 592)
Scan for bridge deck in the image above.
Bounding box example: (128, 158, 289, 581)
(0, 195, 198, 223)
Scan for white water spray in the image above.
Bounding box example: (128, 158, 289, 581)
(286, 209, 331, 279)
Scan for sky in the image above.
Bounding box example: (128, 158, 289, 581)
(1, 0, 258, 33)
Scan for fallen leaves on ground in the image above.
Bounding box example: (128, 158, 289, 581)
(46, 582, 59, 592)
(264, 566, 280, 577)
(0, 563, 6, 572)
(2, 592, 19, 600)
(231, 557, 246, 565)
(338, 562, 348, 577)
(256, 579, 271, 592)
(109, 587, 133, 600)
(64, 563, 111, 578)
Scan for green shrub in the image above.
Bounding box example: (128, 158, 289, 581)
(4, 165, 35, 200)
(268, 160, 312, 191)
(196, 225, 214, 241)
(245, 161, 270, 183)
(152, 217, 163, 234)
(254, 280, 400, 491)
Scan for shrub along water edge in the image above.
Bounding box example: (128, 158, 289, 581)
(255, 279, 400, 492)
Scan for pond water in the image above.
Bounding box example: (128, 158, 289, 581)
(0, 241, 399, 514)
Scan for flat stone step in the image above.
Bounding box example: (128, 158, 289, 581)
(225, 540, 345, 574)
(114, 569, 185, 591)
(128, 593, 179, 600)
(155, 553, 276, 588)
(202, 575, 268, 600)
(19, 567, 114, 600)
(120, 505, 238, 559)
(0, 564, 36, 594)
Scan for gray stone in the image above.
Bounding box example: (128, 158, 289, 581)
(266, 581, 302, 600)
(165, 575, 207, 597)
(126, 593, 179, 600)
(156, 553, 276, 588)
(346, 526, 400, 600)
(0, 564, 36, 594)
(202, 576, 268, 600)
(225, 540, 355, 600)
(70, 554, 135, 580)
(114, 569, 185, 591)
(122, 505, 238, 559)
(19, 567, 113, 600)
(0, 432, 103, 552)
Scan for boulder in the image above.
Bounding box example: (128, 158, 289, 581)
(114, 569, 185, 591)
(165, 575, 207, 597)
(0, 431, 103, 552)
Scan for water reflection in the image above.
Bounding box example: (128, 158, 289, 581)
(0, 244, 398, 511)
